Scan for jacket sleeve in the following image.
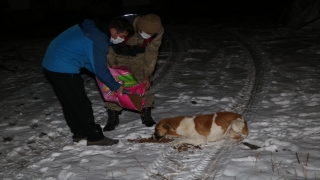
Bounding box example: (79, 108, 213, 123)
(143, 27, 164, 76)
(93, 42, 120, 91)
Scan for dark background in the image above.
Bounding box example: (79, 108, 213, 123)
(0, 0, 296, 40)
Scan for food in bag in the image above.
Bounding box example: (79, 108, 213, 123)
(116, 92, 144, 111)
(96, 66, 145, 111)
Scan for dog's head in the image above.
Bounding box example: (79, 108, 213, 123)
(153, 117, 182, 140)
(228, 117, 249, 141)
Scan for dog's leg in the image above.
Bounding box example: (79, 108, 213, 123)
(171, 136, 207, 146)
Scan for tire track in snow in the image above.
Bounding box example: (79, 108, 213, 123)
(144, 26, 272, 179)
(195, 29, 273, 180)
(144, 27, 243, 180)
(152, 27, 189, 93)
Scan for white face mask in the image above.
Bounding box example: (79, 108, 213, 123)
(110, 36, 125, 44)
(139, 31, 151, 39)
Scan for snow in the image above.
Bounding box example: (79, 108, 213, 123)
(1, 18, 320, 180)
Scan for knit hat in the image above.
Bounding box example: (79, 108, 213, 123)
(137, 14, 162, 34)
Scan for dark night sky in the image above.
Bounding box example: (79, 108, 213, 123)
(1, 0, 294, 40)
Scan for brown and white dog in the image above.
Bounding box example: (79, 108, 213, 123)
(153, 112, 248, 146)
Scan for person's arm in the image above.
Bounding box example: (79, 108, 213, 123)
(143, 27, 164, 77)
(93, 43, 122, 92)
(142, 27, 164, 89)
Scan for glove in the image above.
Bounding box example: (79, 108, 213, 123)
(112, 45, 146, 56)
(130, 45, 145, 56)
(112, 44, 132, 56)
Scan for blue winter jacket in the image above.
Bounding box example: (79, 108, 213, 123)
(42, 19, 120, 91)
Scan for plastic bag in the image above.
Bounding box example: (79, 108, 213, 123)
(96, 66, 145, 111)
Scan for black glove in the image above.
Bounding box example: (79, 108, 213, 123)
(112, 44, 146, 56)
(112, 44, 132, 56)
(130, 45, 145, 56)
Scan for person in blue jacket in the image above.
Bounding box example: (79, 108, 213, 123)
(42, 17, 134, 146)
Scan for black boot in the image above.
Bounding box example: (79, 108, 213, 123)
(71, 129, 87, 142)
(103, 109, 120, 131)
(72, 134, 87, 143)
(87, 124, 119, 146)
(141, 107, 156, 127)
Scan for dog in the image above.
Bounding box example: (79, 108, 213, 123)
(153, 112, 248, 146)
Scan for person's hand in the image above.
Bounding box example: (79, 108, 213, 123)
(117, 84, 124, 94)
(142, 75, 151, 89)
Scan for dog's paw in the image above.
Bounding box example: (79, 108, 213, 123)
(170, 138, 190, 146)
(170, 139, 182, 146)
(171, 138, 206, 146)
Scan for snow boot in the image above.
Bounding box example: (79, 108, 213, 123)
(141, 107, 156, 127)
(103, 109, 120, 131)
(87, 124, 119, 146)
(72, 135, 87, 143)
(71, 128, 87, 142)
(87, 136, 119, 146)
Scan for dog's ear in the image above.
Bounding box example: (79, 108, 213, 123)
(163, 123, 174, 130)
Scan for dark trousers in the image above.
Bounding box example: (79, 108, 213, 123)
(44, 68, 102, 140)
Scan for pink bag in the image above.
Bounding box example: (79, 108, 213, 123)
(96, 66, 146, 111)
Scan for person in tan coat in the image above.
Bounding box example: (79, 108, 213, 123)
(103, 14, 164, 131)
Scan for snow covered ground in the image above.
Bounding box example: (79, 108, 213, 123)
(1, 17, 320, 180)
